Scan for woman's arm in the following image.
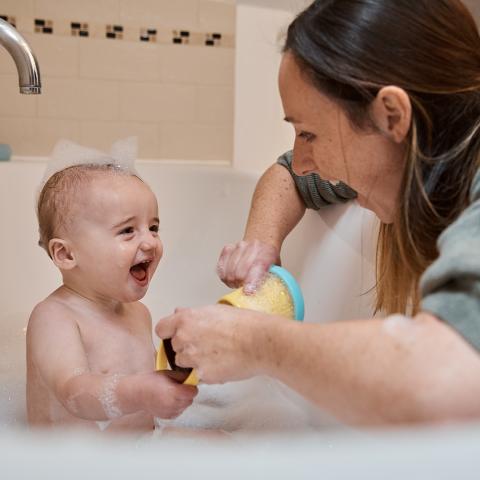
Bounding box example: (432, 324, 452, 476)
(218, 153, 357, 292)
(156, 306, 480, 425)
(217, 163, 306, 291)
(244, 163, 306, 249)
(263, 312, 480, 425)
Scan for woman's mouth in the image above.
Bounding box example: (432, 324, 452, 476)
(129, 260, 151, 287)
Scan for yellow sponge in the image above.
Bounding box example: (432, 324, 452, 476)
(218, 266, 304, 321)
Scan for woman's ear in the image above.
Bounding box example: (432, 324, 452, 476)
(370, 86, 411, 143)
(48, 238, 76, 270)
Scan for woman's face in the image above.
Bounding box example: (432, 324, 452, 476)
(278, 52, 407, 223)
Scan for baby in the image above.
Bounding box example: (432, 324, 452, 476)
(27, 161, 197, 433)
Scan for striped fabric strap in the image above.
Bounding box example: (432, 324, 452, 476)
(277, 150, 357, 210)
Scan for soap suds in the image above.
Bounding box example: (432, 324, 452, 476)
(99, 373, 124, 419)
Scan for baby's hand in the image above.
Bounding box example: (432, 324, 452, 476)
(125, 372, 197, 419)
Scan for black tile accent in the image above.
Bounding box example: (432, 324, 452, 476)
(180, 30, 190, 37)
(34, 18, 45, 26)
(173, 37, 182, 44)
(147, 28, 157, 35)
(79, 30, 89, 37)
(43, 27, 53, 34)
(106, 32, 116, 39)
(0, 14, 15, 27)
(113, 25, 123, 32)
(71, 22, 81, 29)
(212, 33, 222, 39)
(205, 39, 215, 46)
(140, 35, 149, 42)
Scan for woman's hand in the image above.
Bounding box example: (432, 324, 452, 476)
(155, 305, 284, 384)
(216, 240, 280, 294)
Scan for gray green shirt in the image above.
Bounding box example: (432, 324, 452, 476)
(420, 168, 480, 350)
(277, 151, 480, 351)
(277, 151, 357, 209)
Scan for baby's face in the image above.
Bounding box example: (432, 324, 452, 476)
(67, 174, 163, 303)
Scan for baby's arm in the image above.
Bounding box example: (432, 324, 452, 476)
(27, 304, 197, 421)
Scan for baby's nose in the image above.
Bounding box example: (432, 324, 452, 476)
(140, 240, 154, 252)
(139, 233, 156, 251)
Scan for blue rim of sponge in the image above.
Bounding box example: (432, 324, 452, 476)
(269, 265, 305, 321)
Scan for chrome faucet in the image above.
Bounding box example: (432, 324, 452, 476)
(0, 18, 41, 94)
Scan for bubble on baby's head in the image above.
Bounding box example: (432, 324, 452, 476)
(37, 137, 140, 256)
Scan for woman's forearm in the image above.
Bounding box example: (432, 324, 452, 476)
(258, 313, 480, 425)
(244, 164, 306, 250)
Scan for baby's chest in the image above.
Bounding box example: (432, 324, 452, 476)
(79, 323, 155, 375)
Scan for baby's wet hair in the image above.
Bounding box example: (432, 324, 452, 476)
(37, 163, 135, 256)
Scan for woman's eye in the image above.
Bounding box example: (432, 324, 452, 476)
(298, 131, 315, 142)
(119, 227, 134, 235)
(150, 225, 159, 233)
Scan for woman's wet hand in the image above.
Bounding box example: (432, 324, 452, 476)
(155, 305, 274, 384)
(216, 240, 280, 294)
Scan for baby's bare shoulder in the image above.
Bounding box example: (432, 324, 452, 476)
(130, 301, 152, 327)
(28, 294, 78, 331)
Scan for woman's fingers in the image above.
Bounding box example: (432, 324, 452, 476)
(243, 262, 269, 294)
(216, 239, 280, 291)
(155, 312, 179, 339)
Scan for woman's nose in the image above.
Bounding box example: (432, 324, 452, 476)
(292, 141, 317, 176)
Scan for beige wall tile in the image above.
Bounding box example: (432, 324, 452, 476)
(195, 85, 233, 125)
(38, 77, 120, 120)
(0, 0, 34, 17)
(23, 33, 79, 78)
(120, 83, 195, 123)
(0, 44, 17, 75)
(0, 116, 80, 155)
(0, 32, 76, 78)
(0, 74, 37, 116)
(79, 120, 159, 158)
(159, 44, 234, 85)
(34, 0, 120, 24)
(159, 122, 232, 161)
(198, 0, 236, 34)
(79, 38, 160, 81)
(119, 0, 199, 30)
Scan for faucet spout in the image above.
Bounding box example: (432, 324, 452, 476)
(0, 18, 41, 94)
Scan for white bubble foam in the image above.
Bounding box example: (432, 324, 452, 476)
(99, 374, 124, 419)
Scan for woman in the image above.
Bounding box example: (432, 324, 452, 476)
(156, 0, 480, 425)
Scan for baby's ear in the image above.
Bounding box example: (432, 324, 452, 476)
(48, 238, 76, 270)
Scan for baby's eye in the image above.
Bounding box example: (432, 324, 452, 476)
(119, 226, 134, 235)
(150, 224, 159, 233)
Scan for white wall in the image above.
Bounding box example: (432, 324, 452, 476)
(233, 2, 295, 173)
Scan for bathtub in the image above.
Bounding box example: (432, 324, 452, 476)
(0, 158, 379, 428)
(6, 160, 477, 478)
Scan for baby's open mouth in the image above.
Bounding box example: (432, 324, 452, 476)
(130, 260, 151, 284)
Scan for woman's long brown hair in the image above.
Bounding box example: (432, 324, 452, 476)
(284, 0, 480, 314)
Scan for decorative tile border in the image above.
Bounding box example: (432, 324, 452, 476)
(0, 14, 235, 49)
(0, 15, 16, 28)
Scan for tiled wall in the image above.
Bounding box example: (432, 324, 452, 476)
(0, 0, 235, 162)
